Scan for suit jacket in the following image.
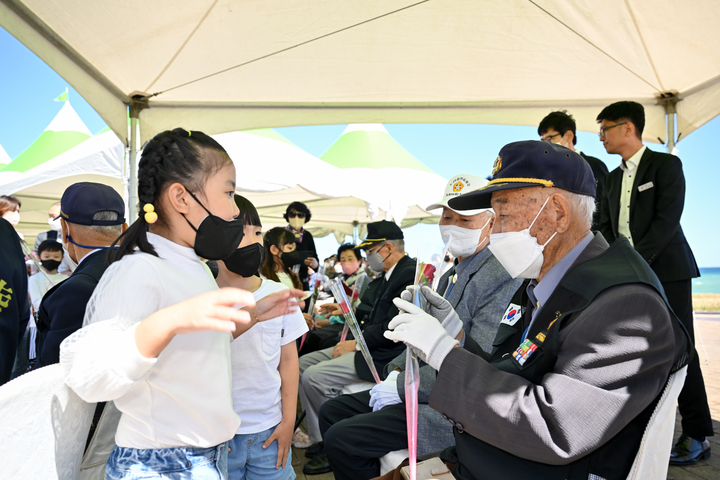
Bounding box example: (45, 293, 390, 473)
(428, 234, 685, 469)
(354, 254, 415, 382)
(0, 218, 29, 385)
(599, 148, 699, 282)
(35, 249, 110, 368)
(387, 249, 522, 455)
(33, 229, 59, 253)
(579, 152, 609, 230)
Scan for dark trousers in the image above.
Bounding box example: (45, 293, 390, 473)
(663, 279, 714, 438)
(319, 390, 407, 480)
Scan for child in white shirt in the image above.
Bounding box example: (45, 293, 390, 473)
(60, 129, 302, 480)
(217, 195, 308, 480)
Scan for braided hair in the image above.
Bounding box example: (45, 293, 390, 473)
(109, 128, 232, 263)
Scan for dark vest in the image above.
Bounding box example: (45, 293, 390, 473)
(447, 238, 691, 480)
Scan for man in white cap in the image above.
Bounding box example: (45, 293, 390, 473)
(316, 174, 522, 480)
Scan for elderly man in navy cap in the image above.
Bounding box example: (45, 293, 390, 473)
(34, 182, 126, 369)
(385, 141, 691, 480)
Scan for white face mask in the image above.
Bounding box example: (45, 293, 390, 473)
(439, 216, 492, 258)
(48, 217, 62, 232)
(288, 217, 305, 230)
(488, 196, 557, 279)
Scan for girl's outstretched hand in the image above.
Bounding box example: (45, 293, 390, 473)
(233, 288, 305, 338)
(136, 288, 256, 358)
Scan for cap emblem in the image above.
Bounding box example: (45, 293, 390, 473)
(452, 181, 465, 192)
(492, 156, 502, 176)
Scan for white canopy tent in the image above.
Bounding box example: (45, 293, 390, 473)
(2, 0, 719, 218)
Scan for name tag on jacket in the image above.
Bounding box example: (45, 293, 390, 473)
(638, 181, 654, 192)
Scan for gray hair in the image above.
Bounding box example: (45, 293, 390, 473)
(70, 211, 123, 239)
(387, 239, 405, 254)
(564, 192, 595, 229)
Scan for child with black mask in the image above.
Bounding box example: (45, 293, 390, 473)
(216, 195, 308, 479)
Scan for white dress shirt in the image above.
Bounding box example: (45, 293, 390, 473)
(60, 232, 240, 449)
(618, 146, 647, 245)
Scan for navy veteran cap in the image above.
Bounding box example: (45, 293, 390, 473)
(57, 182, 125, 226)
(357, 220, 404, 249)
(448, 141, 596, 210)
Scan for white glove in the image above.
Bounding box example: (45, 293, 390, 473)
(369, 370, 401, 412)
(385, 299, 459, 371)
(400, 285, 463, 339)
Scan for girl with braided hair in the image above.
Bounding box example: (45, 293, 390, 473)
(60, 128, 303, 479)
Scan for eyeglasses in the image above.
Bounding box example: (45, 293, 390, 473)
(540, 133, 561, 143)
(287, 211, 306, 219)
(598, 122, 627, 138)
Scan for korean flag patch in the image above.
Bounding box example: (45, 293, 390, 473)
(500, 303, 522, 327)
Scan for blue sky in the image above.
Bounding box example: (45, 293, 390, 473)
(1, 26, 718, 268)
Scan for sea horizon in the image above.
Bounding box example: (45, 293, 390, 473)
(693, 267, 720, 295)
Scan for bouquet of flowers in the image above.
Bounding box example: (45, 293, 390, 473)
(330, 277, 381, 384)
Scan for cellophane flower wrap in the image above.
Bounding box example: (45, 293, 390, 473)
(329, 278, 381, 384)
(405, 252, 443, 480)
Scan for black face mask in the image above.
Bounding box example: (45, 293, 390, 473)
(41, 259, 61, 272)
(280, 250, 300, 269)
(224, 243, 264, 277)
(182, 190, 245, 260)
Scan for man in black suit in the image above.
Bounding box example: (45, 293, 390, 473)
(597, 100, 710, 466)
(538, 110, 609, 230)
(34, 182, 126, 369)
(298, 220, 415, 474)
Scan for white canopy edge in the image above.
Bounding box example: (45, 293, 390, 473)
(0, 0, 688, 147)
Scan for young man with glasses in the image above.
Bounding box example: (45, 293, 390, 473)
(538, 111, 609, 230)
(597, 100, 709, 467)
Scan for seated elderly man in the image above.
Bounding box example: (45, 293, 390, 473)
(385, 141, 691, 480)
(34, 182, 126, 369)
(318, 174, 523, 480)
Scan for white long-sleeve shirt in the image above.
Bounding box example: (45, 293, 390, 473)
(60, 233, 240, 449)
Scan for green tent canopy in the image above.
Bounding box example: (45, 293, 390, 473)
(0, 101, 92, 173)
(320, 124, 435, 173)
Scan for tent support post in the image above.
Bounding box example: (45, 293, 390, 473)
(657, 92, 679, 153)
(353, 221, 359, 244)
(128, 97, 148, 221)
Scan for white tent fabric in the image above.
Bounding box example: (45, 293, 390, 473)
(2, 0, 718, 148)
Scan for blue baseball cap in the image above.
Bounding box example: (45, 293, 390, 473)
(56, 182, 125, 226)
(448, 140, 596, 211)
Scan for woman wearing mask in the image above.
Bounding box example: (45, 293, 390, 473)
(284, 202, 318, 290)
(0, 195, 22, 237)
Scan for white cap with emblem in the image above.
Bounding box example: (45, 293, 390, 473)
(426, 174, 492, 215)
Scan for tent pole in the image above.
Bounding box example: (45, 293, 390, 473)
(658, 92, 679, 154)
(128, 96, 148, 222)
(666, 111, 676, 153)
(353, 221, 359, 244)
(128, 115, 138, 221)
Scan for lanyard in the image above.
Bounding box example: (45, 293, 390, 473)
(443, 273, 457, 299)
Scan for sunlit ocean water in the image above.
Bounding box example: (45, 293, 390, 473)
(693, 268, 720, 294)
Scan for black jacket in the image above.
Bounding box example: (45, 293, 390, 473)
(35, 249, 110, 368)
(599, 148, 699, 282)
(0, 218, 29, 385)
(354, 254, 415, 382)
